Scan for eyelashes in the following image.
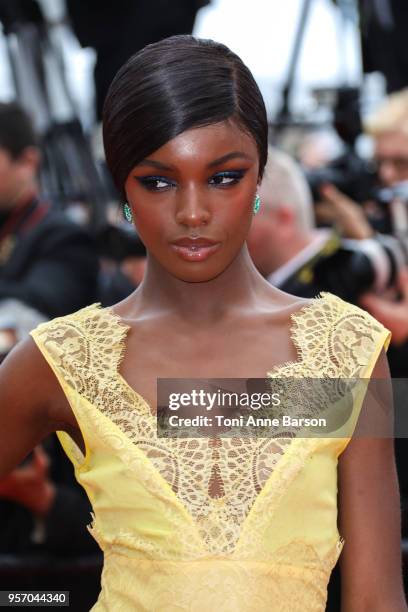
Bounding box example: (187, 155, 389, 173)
(208, 170, 246, 186)
(136, 176, 176, 191)
(135, 170, 247, 192)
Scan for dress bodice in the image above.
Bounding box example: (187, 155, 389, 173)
(29, 291, 391, 611)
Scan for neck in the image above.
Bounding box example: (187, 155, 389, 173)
(130, 243, 278, 325)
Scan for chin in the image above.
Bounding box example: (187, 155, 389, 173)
(169, 263, 226, 283)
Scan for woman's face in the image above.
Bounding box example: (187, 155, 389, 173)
(124, 120, 260, 282)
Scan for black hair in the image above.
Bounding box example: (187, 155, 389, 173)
(103, 35, 268, 199)
(0, 102, 37, 158)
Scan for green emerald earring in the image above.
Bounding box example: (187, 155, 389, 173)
(123, 202, 133, 223)
(253, 193, 261, 215)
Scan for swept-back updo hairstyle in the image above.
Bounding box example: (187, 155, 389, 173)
(103, 35, 268, 199)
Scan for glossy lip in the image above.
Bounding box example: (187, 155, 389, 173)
(170, 239, 221, 262)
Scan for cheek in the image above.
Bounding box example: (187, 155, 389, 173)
(131, 205, 171, 245)
(223, 192, 253, 229)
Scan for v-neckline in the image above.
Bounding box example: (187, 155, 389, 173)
(99, 291, 333, 419)
(75, 393, 323, 557)
(60, 291, 340, 556)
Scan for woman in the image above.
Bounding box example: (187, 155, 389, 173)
(0, 36, 406, 611)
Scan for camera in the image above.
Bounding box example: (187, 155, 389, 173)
(304, 150, 379, 206)
(303, 153, 405, 301)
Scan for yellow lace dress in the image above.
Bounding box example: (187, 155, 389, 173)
(29, 291, 391, 612)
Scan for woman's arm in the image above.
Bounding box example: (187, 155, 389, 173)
(338, 349, 407, 611)
(0, 337, 62, 478)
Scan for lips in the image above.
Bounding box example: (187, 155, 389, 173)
(170, 237, 221, 262)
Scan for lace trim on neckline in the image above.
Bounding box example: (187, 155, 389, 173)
(91, 291, 335, 417)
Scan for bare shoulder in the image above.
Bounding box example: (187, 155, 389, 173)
(259, 286, 318, 322)
(264, 289, 359, 325)
(339, 348, 390, 467)
(0, 336, 74, 476)
(0, 335, 71, 429)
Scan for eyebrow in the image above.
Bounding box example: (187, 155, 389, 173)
(136, 151, 253, 172)
(207, 151, 253, 167)
(136, 159, 175, 171)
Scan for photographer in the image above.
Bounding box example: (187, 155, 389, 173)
(366, 88, 408, 188)
(311, 90, 408, 374)
(0, 102, 99, 319)
(313, 89, 408, 240)
(247, 147, 401, 304)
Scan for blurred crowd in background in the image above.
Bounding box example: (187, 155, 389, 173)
(0, 0, 408, 610)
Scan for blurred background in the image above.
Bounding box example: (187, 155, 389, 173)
(0, 0, 408, 610)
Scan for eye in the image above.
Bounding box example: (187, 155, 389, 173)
(209, 170, 246, 187)
(136, 176, 176, 191)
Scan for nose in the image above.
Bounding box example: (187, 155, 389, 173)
(174, 186, 211, 227)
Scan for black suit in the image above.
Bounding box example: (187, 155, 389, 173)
(0, 198, 99, 318)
